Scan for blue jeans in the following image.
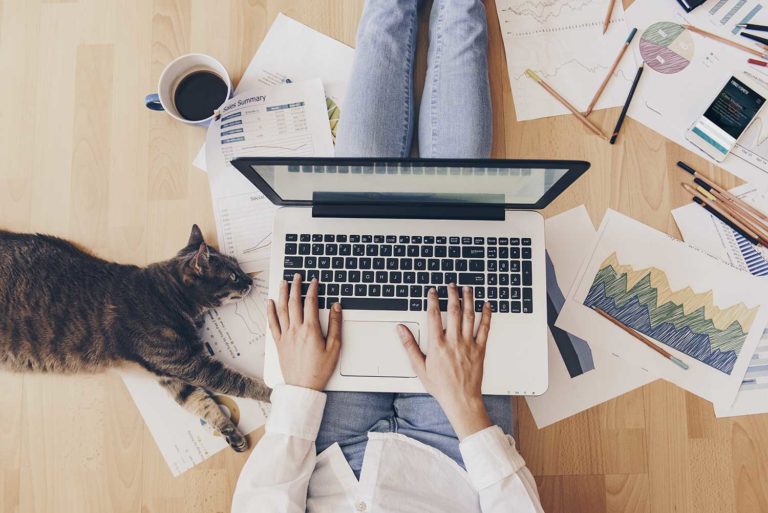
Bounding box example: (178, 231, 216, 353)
(335, 0, 492, 158)
(321, 0, 502, 478)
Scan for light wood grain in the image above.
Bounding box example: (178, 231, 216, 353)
(1, 1, 768, 512)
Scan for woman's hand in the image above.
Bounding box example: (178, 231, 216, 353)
(397, 284, 493, 439)
(267, 274, 342, 391)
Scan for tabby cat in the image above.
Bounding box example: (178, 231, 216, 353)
(0, 225, 271, 451)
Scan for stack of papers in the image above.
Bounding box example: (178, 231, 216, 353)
(530, 206, 768, 428)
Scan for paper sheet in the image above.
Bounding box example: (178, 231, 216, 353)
(497, 0, 637, 121)
(556, 209, 768, 409)
(205, 79, 335, 274)
(525, 206, 656, 428)
(673, 185, 768, 416)
(119, 278, 271, 476)
(626, 0, 768, 189)
(194, 13, 354, 170)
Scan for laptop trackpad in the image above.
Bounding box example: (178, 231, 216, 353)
(339, 321, 419, 378)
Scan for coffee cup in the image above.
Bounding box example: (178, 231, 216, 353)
(144, 53, 232, 126)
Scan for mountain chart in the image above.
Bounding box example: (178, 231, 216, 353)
(584, 252, 759, 374)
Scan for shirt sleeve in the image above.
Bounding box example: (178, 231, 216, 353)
(231, 385, 327, 513)
(459, 425, 544, 513)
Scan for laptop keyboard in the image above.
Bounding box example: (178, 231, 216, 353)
(282, 234, 533, 314)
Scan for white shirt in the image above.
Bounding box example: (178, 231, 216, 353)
(231, 385, 544, 513)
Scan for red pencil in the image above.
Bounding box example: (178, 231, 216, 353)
(749, 58, 768, 66)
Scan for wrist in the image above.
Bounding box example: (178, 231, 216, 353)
(441, 396, 492, 440)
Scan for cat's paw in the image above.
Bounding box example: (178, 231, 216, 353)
(221, 426, 248, 452)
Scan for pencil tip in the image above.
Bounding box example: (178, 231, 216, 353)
(525, 69, 540, 82)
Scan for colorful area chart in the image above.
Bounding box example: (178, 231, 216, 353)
(639, 21, 694, 74)
(584, 252, 758, 375)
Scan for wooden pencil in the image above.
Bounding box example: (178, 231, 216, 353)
(681, 182, 768, 246)
(677, 161, 768, 227)
(683, 24, 768, 58)
(593, 308, 689, 370)
(698, 181, 768, 236)
(602, 0, 617, 34)
(525, 69, 608, 140)
(585, 27, 638, 116)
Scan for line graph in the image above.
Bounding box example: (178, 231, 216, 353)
(499, 0, 596, 25)
(498, 0, 637, 120)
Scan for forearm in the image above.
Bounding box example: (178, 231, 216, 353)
(231, 385, 326, 513)
(441, 396, 493, 440)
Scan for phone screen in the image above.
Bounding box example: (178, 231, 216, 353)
(691, 76, 766, 155)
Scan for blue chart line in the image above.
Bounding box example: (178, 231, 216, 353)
(710, 0, 730, 14)
(722, 0, 747, 24)
(733, 4, 763, 33)
(734, 229, 768, 275)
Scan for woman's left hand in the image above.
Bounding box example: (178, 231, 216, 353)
(267, 274, 343, 391)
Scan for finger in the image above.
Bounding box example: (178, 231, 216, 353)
(461, 286, 475, 340)
(267, 299, 282, 341)
(303, 278, 319, 326)
(326, 302, 343, 352)
(397, 324, 426, 379)
(426, 288, 443, 341)
(288, 273, 303, 325)
(476, 301, 492, 347)
(276, 280, 290, 330)
(446, 283, 462, 340)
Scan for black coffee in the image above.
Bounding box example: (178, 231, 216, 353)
(173, 71, 228, 121)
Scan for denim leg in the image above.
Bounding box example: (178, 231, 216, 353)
(393, 394, 514, 468)
(316, 392, 395, 478)
(418, 0, 491, 158)
(335, 0, 421, 158)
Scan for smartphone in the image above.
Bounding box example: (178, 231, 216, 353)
(686, 73, 768, 162)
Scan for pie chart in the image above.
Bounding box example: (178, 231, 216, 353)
(639, 21, 694, 74)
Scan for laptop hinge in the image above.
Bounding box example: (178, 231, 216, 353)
(312, 203, 505, 221)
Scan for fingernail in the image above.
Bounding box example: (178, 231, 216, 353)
(396, 324, 407, 340)
(429, 287, 437, 296)
(293, 272, 301, 280)
(332, 302, 341, 312)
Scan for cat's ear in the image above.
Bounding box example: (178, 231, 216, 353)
(188, 224, 205, 247)
(190, 243, 210, 274)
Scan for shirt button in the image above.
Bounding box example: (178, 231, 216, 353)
(355, 500, 367, 512)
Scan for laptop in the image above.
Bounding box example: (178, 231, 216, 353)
(231, 157, 589, 395)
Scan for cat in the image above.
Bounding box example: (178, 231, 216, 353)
(0, 224, 271, 451)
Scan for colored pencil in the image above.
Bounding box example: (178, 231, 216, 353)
(593, 308, 689, 370)
(681, 183, 766, 246)
(686, 182, 768, 240)
(525, 69, 608, 140)
(602, 0, 617, 34)
(737, 23, 768, 31)
(683, 24, 768, 58)
(693, 179, 768, 236)
(748, 58, 768, 66)
(610, 63, 644, 144)
(676, 161, 768, 228)
(741, 31, 768, 46)
(585, 28, 638, 116)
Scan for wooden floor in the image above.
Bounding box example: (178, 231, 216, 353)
(1, 1, 767, 512)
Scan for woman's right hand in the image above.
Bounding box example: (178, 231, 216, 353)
(397, 284, 493, 439)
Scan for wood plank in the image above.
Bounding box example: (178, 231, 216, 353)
(69, 44, 114, 251)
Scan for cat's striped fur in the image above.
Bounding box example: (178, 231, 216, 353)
(0, 225, 270, 451)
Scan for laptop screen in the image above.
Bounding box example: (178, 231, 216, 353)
(232, 158, 588, 208)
